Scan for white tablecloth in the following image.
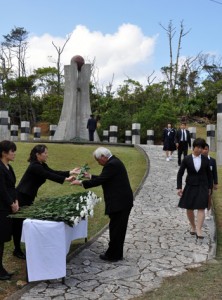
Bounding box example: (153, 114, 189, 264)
(21, 219, 87, 282)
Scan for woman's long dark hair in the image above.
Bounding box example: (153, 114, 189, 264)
(28, 144, 47, 162)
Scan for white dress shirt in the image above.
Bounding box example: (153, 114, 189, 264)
(192, 154, 201, 172)
(181, 129, 187, 141)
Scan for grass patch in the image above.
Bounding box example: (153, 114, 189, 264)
(0, 142, 147, 299)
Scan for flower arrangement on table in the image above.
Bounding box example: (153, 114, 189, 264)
(10, 191, 102, 227)
(10, 164, 102, 227)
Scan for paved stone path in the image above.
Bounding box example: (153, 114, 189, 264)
(17, 145, 216, 300)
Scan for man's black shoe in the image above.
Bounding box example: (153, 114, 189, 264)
(99, 254, 123, 262)
(0, 273, 11, 280)
(13, 249, 26, 260)
(0, 268, 12, 280)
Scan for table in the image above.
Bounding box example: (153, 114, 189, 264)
(21, 218, 87, 282)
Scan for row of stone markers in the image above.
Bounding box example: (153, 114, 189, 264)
(102, 123, 216, 150)
(103, 124, 154, 145)
(0, 110, 217, 149)
(0, 110, 58, 142)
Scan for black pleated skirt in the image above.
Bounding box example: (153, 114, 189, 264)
(178, 184, 208, 209)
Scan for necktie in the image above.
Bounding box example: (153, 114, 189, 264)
(182, 130, 185, 141)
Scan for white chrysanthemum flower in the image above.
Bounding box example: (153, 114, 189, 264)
(80, 210, 85, 218)
(74, 216, 80, 225)
(70, 216, 75, 222)
(76, 203, 79, 211)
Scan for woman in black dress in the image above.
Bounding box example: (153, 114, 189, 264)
(177, 138, 212, 239)
(162, 123, 176, 161)
(0, 140, 19, 280)
(12, 144, 76, 259)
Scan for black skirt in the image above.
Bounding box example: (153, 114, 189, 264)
(0, 212, 12, 242)
(178, 184, 208, 209)
(163, 138, 176, 151)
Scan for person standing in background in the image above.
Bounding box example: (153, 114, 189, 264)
(87, 114, 97, 141)
(162, 123, 177, 161)
(175, 122, 191, 166)
(202, 143, 218, 220)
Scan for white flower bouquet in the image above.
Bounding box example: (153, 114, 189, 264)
(10, 191, 102, 227)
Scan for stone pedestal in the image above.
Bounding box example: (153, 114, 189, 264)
(109, 126, 118, 143)
(103, 130, 109, 143)
(49, 125, 57, 141)
(34, 127, 41, 141)
(147, 130, 154, 145)
(188, 127, 196, 148)
(0, 111, 10, 141)
(21, 121, 30, 141)
(132, 123, 141, 144)
(206, 124, 216, 152)
(125, 130, 132, 144)
(10, 125, 18, 142)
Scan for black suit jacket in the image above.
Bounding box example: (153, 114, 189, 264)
(177, 154, 213, 189)
(82, 155, 134, 215)
(209, 157, 218, 185)
(16, 161, 69, 201)
(175, 129, 191, 148)
(87, 118, 97, 131)
(0, 160, 17, 212)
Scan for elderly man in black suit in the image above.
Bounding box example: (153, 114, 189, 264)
(175, 122, 191, 166)
(71, 147, 134, 262)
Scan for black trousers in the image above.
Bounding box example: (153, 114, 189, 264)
(88, 130, 95, 141)
(12, 218, 24, 250)
(178, 141, 189, 166)
(105, 208, 131, 259)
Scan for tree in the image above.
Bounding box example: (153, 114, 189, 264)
(2, 27, 29, 77)
(3, 75, 37, 124)
(160, 20, 190, 94)
(49, 34, 71, 96)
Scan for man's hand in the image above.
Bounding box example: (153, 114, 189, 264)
(70, 180, 83, 186)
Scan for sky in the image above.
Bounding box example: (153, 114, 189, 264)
(0, 0, 222, 91)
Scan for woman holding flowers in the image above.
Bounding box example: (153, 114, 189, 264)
(12, 144, 76, 259)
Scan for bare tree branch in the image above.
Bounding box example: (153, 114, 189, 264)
(51, 34, 71, 96)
